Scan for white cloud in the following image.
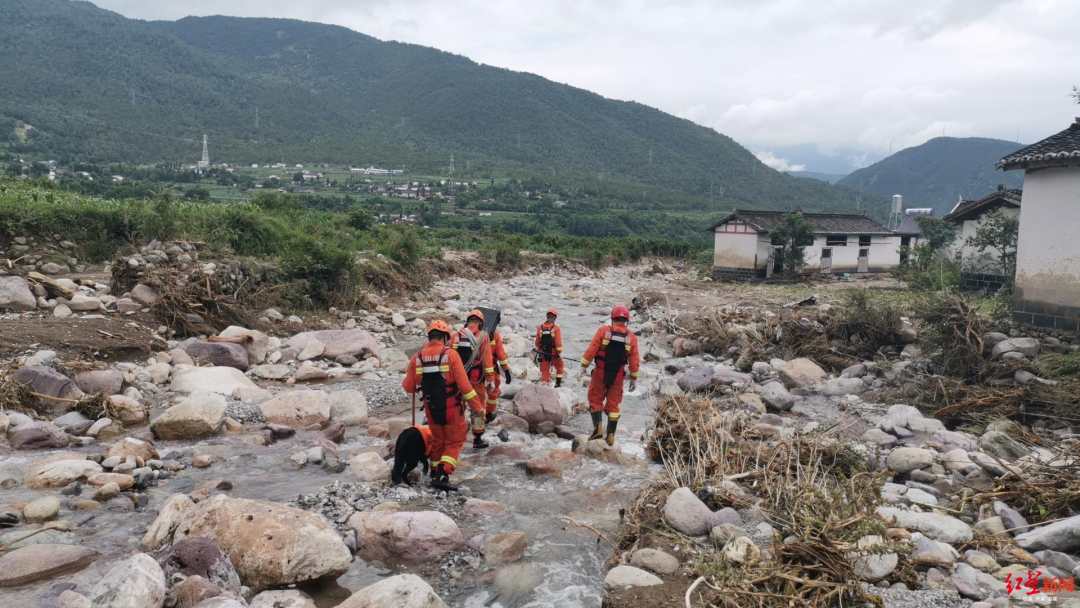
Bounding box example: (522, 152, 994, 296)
(754, 151, 806, 173)
(92, 0, 1080, 169)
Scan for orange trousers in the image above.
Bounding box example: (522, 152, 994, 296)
(587, 367, 624, 417)
(425, 401, 467, 475)
(540, 356, 565, 383)
(486, 373, 501, 415)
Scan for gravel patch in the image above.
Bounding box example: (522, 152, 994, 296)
(225, 401, 264, 424)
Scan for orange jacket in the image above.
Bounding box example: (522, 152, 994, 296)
(451, 324, 496, 380)
(581, 322, 640, 379)
(491, 331, 510, 369)
(402, 340, 484, 414)
(534, 321, 563, 354)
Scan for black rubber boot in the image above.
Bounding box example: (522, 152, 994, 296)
(555, 377, 563, 388)
(473, 434, 490, 449)
(605, 417, 619, 446)
(430, 471, 457, 492)
(485, 411, 497, 424)
(588, 412, 604, 440)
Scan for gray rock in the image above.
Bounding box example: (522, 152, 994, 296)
(630, 548, 679, 575)
(12, 365, 84, 414)
(778, 357, 827, 388)
(877, 506, 973, 544)
(1015, 514, 1080, 552)
(676, 366, 716, 393)
(512, 384, 567, 430)
(171, 366, 257, 396)
(841, 363, 867, 378)
(183, 341, 250, 371)
(909, 532, 959, 567)
(977, 431, 1029, 461)
(819, 377, 865, 396)
(759, 380, 795, 411)
(1033, 550, 1078, 574)
(130, 284, 160, 306)
(963, 549, 1000, 572)
(53, 411, 94, 435)
(0, 276, 36, 310)
(67, 294, 102, 312)
(251, 364, 290, 380)
(9, 420, 69, 450)
(850, 535, 898, 582)
(604, 565, 663, 589)
(334, 573, 446, 608)
(991, 337, 1040, 359)
(663, 487, 713, 536)
(0, 544, 97, 587)
(75, 369, 124, 395)
(886, 447, 935, 473)
(90, 553, 166, 608)
(862, 428, 897, 447)
(992, 501, 1029, 533)
(287, 329, 380, 359)
(151, 393, 227, 439)
(951, 562, 1003, 600)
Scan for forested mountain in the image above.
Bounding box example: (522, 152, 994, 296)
(787, 171, 847, 184)
(838, 137, 1024, 214)
(0, 0, 877, 212)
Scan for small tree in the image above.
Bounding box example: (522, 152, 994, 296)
(915, 216, 956, 251)
(966, 210, 1019, 278)
(770, 212, 814, 278)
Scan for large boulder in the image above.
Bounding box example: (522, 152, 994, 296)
(168, 495, 351, 591)
(287, 329, 380, 360)
(876, 506, 973, 544)
(977, 431, 1030, 461)
(350, 452, 391, 482)
(89, 553, 166, 608)
(218, 326, 270, 364)
(142, 494, 196, 550)
(172, 366, 257, 396)
(250, 590, 316, 608)
(0, 544, 98, 587)
(12, 366, 84, 414)
(759, 380, 795, 411)
(259, 389, 331, 428)
(663, 487, 714, 536)
(8, 420, 69, 450)
(74, 369, 124, 395)
(512, 384, 567, 430)
(1014, 514, 1080, 553)
(183, 341, 250, 371)
(348, 510, 464, 563)
(335, 574, 446, 608)
(483, 532, 528, 566)
(151, 393, 227, 440)
(25, 454, 102, 488)
(0, 275, 36, 310)
(778, 358, 827, 388)
(329, 390, 369, 426)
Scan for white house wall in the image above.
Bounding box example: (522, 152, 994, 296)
(1013, 166, 1080, 328)
(950, 207, 1020, 273)
(801, 235, 903, 273)
(713, 228, 761, 269)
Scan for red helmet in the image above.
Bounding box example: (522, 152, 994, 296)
(427, 320, 452, 335)
(466, 309, 485, 323)
(611, 305, 630, 320)
(546, 308, 558, 318)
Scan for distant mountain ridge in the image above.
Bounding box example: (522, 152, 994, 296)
(0, 0, 877, 213)
(787, 171, 847, 184)
(838, 137, 1024, 214)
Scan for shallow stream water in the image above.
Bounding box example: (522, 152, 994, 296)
(0, 271, 665, 608)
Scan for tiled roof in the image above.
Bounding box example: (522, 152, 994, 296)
(894, 214, 925, 236)
(711, 210, 893, 234)
(998, 119, 1080, 170)
(943, 189, 1022, 223)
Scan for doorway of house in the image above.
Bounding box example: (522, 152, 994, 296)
(771, 246, 785, 277)
(858, 248, 870, 273)
(820, 248, 832, 273)
(900, 236, 911, 265)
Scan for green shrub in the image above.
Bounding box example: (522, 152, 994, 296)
(492, 242, 522, 270)
(378, 226, 422, 269)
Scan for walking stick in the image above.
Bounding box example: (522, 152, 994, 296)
(411, 391, 417, 426)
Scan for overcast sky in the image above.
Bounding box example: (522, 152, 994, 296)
(94, 0, 1080, 173)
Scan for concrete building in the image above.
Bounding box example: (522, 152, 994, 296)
(710, 210, 900, 280)
(893, 208, 934, 265)
(998, 118, 1080, 330)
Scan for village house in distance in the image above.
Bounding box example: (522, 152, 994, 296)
(943, 185, 1022, 292)
(710, 210, 904, 280)
(998, 117, 1080, 330)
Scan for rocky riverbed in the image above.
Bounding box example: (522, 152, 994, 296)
(1, 253, 1078, 608)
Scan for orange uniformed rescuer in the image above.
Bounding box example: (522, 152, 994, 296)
(580, 305, 640, 445)
(450, 309, 497, 449)
(402, 320, 484, 490)
(487, 324, 512, 423)
(534, 308, 565, 387)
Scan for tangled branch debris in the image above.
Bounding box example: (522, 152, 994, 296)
(631, 396, 890, 608)
(971, 441, 1080, 524)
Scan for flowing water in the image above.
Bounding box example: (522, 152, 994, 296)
(0, 270, 666, 608)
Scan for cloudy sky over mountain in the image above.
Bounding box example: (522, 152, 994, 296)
(94, 0, 1080, 173)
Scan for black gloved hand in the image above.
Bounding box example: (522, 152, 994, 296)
(503, 368, 512, 384)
